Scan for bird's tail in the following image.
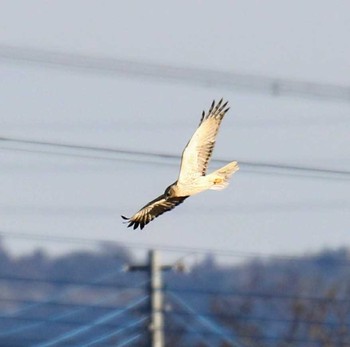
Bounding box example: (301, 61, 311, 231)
(208, 161, 239, 190)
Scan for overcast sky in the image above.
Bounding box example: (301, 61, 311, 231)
(0, 1, 349, 263)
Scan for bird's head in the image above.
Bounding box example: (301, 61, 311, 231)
(164, 183, 176, 199)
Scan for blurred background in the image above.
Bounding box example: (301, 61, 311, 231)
(0, 1, 349, 346)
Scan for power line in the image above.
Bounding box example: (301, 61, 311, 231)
(166, 288, 350, 304)
(167, 309, 350, 329)
(1, 298, 349, 330)
(0, 296, 142, 313)
(168, 314, 211, 347)
(162, 327, 350, 346)
(80, 318, 146, 347)
(169, 292, 244, 347)
(0, 277, 147, 338)
(115, 333, 142, 347)
(2, 307, 348, 332)
(2, 302, 350, 345)
(0, 270, 121, 318)
(0, 336, 117, 347)
(0, 274, 147, 291)
(0, 314, 144, 331)
(0, 44, 349, 102)
(1, 136, 350, 180)
(34, 296, 148, 347)
(3, 143, 350, 182)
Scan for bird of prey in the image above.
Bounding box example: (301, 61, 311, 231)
(122, 99, 239, 230)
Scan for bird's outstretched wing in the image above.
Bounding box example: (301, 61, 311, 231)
(177, 99, 229, 184)
(122, 194, 189, 230)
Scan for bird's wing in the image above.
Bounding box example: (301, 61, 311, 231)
(122, 194, 189, 230)
(177, 99, 229, 184)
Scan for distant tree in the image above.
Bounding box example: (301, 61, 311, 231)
(2, 243, 350, 346)
(0, 238, 11, 275)
(211, 254, 350, 347)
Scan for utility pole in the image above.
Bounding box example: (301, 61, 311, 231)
(126, 250, 182, 347)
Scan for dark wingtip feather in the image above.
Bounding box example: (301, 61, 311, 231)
(121, 215, 129, 220)
(215, 98, 223, 110)
(213, 99, 222, 115)
(199, 110, 205, 124)
(208, 100, 215, 114)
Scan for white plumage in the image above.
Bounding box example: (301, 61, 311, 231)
(122, 99, 239, 230)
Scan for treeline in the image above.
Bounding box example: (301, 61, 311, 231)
(0, 239, 350, 346)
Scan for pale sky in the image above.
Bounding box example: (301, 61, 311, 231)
(0, 1, 349, 263)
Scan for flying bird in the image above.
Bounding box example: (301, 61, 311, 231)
(122, 99, 239, 229)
